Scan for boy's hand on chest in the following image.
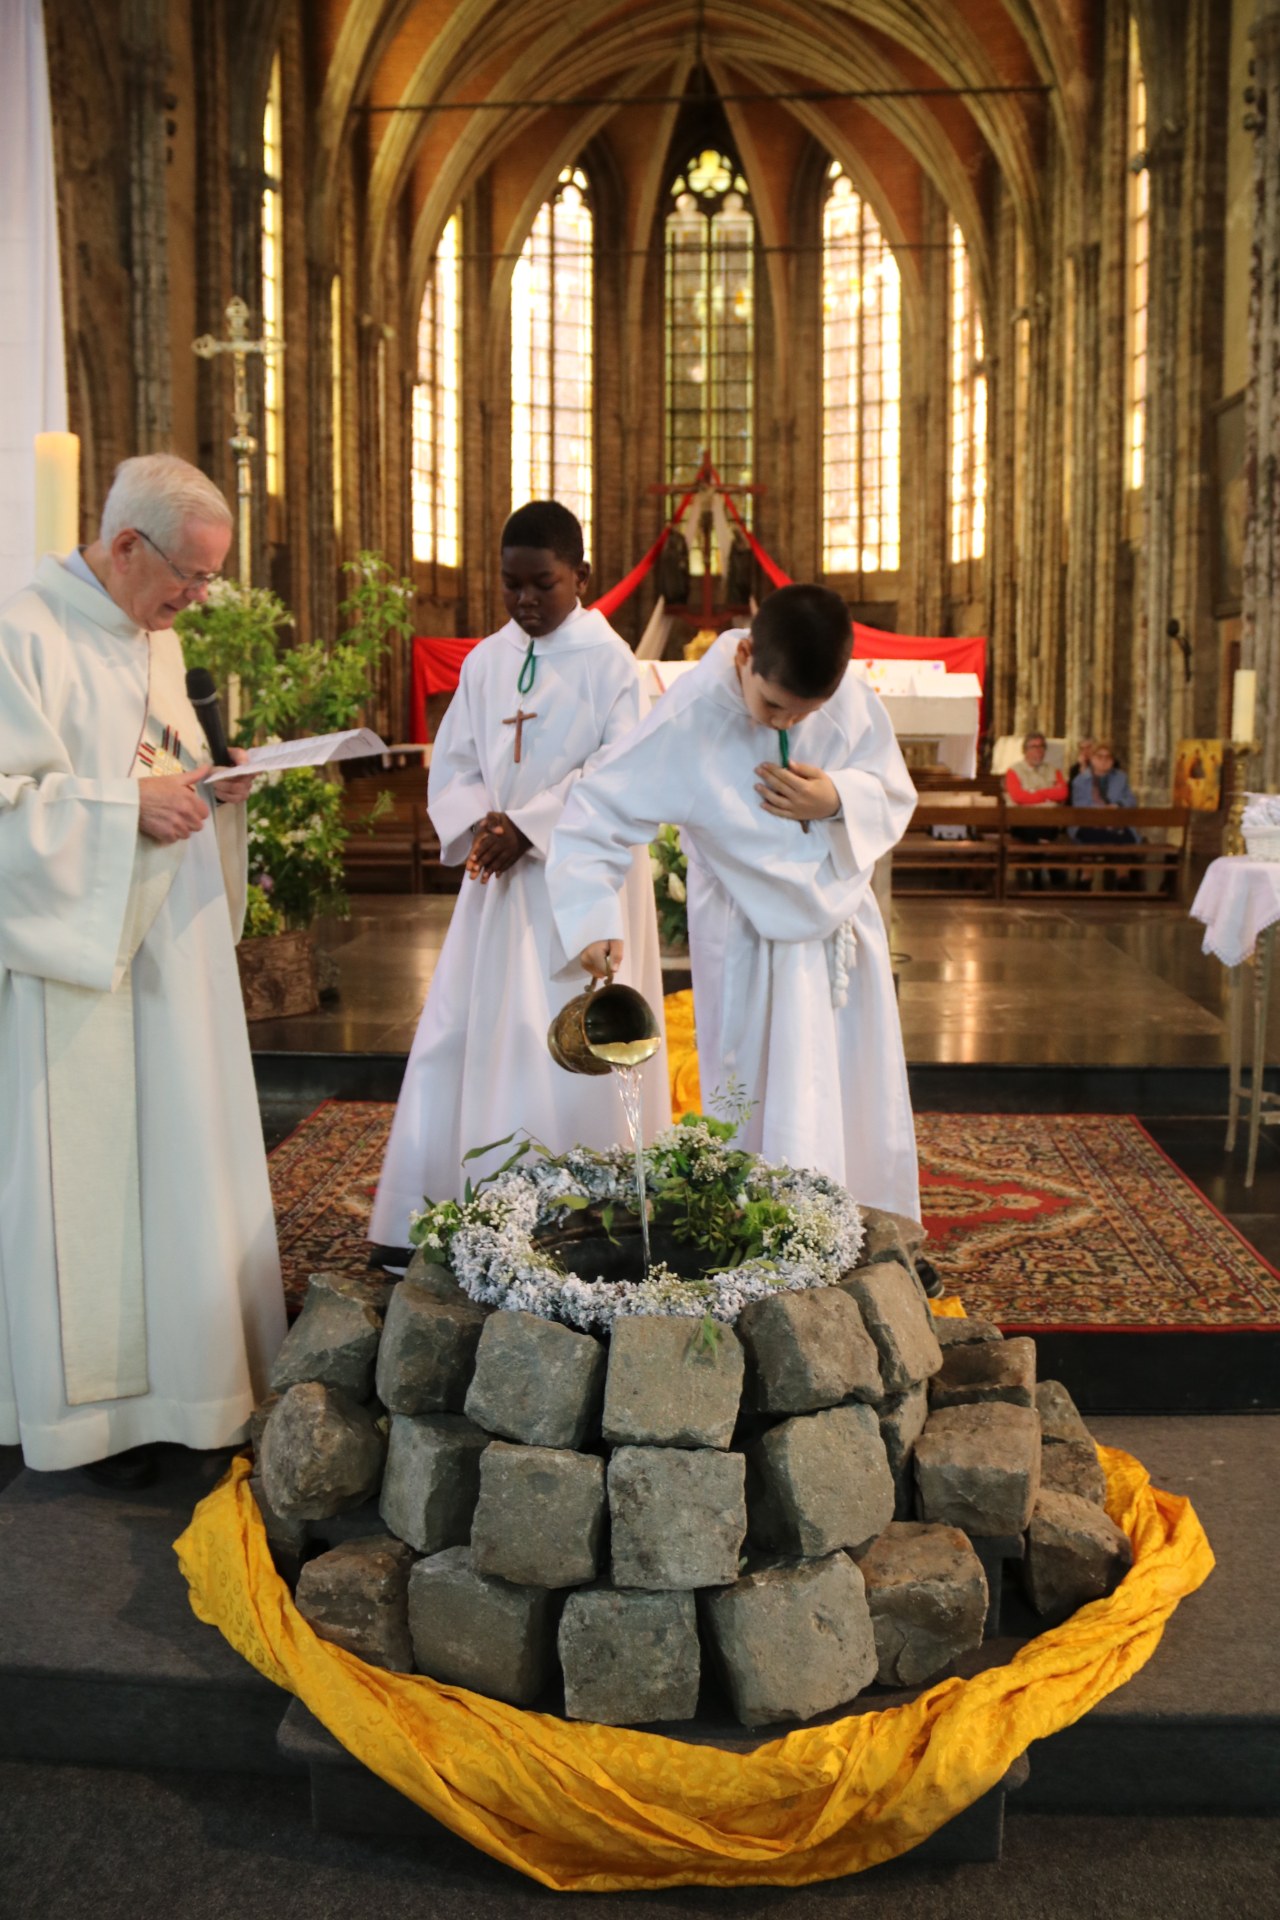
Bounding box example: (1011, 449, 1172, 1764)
(754, 759, 841, 824)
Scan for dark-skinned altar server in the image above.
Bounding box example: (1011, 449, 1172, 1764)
(368, 500, 668, 1260)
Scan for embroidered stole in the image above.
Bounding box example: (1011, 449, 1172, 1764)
(44, 710, 196, 1406)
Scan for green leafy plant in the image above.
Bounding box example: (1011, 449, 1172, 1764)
(649, 823, 689, 948)
(176, 552, 411, 934)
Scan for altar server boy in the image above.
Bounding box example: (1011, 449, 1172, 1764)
(546, 584, 919, 1220)
(369, 502, 668, 1257)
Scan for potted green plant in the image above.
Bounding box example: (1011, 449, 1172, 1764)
(650, 823, 689, 953)
(176, 553, 412, 1017)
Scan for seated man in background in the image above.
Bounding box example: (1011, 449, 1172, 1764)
(1070, 740, 1139, 843)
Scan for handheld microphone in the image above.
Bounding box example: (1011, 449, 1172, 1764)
(185, 668, 235, 766)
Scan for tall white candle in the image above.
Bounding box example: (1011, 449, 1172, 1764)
(1231, 667, 1257, 744)
(33, 432, 80, 559)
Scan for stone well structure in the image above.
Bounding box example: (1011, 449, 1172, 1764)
(252, 1221, 1131, 1730)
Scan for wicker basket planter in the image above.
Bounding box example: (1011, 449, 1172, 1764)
(237, 928, 320, 1021)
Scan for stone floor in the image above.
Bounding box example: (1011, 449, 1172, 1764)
(246, 893, 1280, 1069)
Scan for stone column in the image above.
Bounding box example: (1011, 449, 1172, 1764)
(1243, 1, 1280, 788)
(1137, 122, 1186, 795)
(123, 0, 173, 449)
(307, 260, 337, 646)
(1065, 244, 1102, 744)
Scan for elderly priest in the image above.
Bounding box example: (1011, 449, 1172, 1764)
(0, 453, 285, 1484)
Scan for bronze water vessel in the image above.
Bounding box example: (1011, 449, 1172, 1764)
(547, 963, 662, 1076)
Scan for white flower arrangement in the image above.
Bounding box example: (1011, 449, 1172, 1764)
(409, 1119, 864, 1335)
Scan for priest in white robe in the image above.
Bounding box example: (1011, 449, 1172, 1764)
(0, 453, 285, 1474)
(370, 506, 668, 1251)
(547, 605, 920, 1222)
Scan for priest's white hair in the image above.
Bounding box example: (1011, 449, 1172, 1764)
(99, 453, 232, 550)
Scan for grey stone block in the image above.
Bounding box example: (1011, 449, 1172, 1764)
(464, 1311, 605, 1448)
(877, 1381, 930, 1517)
(1040, 1443, 1108, 1507)
(407, 1546, 555, 1705)
(558, 1588, 700, 1724)
(747, 1404, 894, 1557)
(306, 1499, 389, 1550)
(608, 1446, 746, 1590)
(268, 1278, 383, 1401)
(856, 1521, 989, 1686)
(470, 1442, 605, 1588)
(1036, 1380, 1107, 1507)
(1023, 1489, 1133, 1619)
(855, 1207, 926, 1269)
(914, 1403, 1041, 1537)
(249, 1396, 279, 1456)
(378, 1413, 488, 1553)
(929, 1337, 1037, 1411)
(737, 1288, 883, 1414)
(247, 1471, 308, 1552)
(259, 1383, 386, 1522)
(602, 1315, 744, 1448)
(840, 1261, 943, 1394)
(403, 1251, 477, 1308)
(934, 1316, 1004, 1349)
(375, 1282, 487, 1416)
(700, 1552, 878, 1726)
(295, 1537, 416, 1673)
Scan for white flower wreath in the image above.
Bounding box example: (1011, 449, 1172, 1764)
(410, 1120, 864, 1335)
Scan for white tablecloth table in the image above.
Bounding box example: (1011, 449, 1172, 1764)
(1190, 856, 1280, 1185)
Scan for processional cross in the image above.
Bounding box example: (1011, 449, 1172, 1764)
(648, 449, 766, 631)
(192, 296, 286, 588)
(503, 706, 538, 763)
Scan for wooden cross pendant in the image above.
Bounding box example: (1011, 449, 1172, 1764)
(503, 705, 538, 763)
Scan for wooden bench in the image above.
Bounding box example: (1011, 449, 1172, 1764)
(1002, 806, 1193, 902)
(341, 795, 424, 894)
(893, 796, 1008, 898)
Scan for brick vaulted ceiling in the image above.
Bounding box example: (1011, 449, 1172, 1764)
(303, 0, 1097, 333)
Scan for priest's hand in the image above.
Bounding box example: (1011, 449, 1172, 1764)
(580, 939, 623, 978)
(754, 760, 841, 822)
(137, 766, 212, 844)
(466, 812, 532, 882)
(208, 746, 256, 807)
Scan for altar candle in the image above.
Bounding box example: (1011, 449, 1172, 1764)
(34, 432, 80, 558)
(1231, 668, 1257, 744)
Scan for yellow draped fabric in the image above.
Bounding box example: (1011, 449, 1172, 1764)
(664, 988, 702, 1116)
(174, 1447, 1211, 1891)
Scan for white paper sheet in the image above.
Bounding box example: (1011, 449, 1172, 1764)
(204, 728, 389, 785)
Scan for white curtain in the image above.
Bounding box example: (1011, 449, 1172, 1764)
(0, 0, 68, 605)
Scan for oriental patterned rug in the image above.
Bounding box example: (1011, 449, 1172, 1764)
(267, 1102, 1280, 1334)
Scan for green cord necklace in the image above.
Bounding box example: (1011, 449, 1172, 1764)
(517, 637, 536, 695)
(777, 727, 810, 832)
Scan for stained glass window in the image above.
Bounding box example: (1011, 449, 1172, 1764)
(1127, 20, 1148, 494)
(261, 51, 284, 499)
(412, 214, 460, 566)
(949, 223, 987, 563)
(822, 164, 900, 573)
(665, 149, 753, 538)
(510, 167, 593, 549)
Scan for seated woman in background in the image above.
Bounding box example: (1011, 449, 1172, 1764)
(1069, 740, 1138, 841)
(1005, 730, 1069, 886)
(1005, 731, 1068, 810)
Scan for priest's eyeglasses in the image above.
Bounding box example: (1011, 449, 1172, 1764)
(135, 528, 221, 592)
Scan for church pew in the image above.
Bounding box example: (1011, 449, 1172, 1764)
(1001, 806, 1193, 902)
(893, 796, 1007, 899)
(341, 796, 424, 895)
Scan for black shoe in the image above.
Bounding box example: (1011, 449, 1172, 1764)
(915, 1257, 946, 1300)
(81, 1445, 159, 1490)
(368, 1244, 414, 1275)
